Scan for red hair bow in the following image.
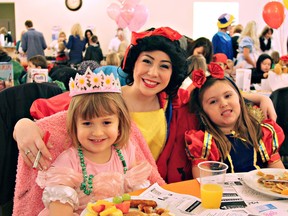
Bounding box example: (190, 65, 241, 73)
(192, 62, 225, 88)
(130, 27, 182, 45)
(122, 27, 182, 69)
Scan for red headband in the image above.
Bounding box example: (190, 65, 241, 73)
(122, 27, 182, 69)
(192, 63, 225, 88)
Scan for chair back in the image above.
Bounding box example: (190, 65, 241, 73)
(270, 86, 288, 167)
(0, 82, 62, 214)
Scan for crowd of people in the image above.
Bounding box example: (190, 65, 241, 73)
(0, 15, 287, 216)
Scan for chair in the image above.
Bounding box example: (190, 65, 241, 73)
(270, 86, 288, 168)
(0, 82, 62, 216)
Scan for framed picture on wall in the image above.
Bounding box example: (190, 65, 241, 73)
(65, 0, 82, 11)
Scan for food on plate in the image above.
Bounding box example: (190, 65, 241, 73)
(85, 197, 174, 216)
(257, 170, 288, 195)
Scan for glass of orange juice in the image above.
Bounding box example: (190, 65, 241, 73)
(198, 161, 228, 209)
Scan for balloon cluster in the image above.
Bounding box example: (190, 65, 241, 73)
(107, 0, 149, 31)
(262, 1, 286, 29)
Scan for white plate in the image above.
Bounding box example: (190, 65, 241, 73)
(242, 168, 288, 199)
(80, 196, 177, 216)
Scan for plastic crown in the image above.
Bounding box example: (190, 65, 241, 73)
(69, 68, 121, 97)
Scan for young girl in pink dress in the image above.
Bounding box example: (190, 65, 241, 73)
(185, 63, 285, 178)
(15, 69, 162, 216)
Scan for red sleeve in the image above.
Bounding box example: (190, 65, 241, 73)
(261, 119, 285, 164)
(185, 130, 221, 166)
(30, 92, 71, 119)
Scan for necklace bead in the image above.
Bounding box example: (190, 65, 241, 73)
(78, 144, 128, 196)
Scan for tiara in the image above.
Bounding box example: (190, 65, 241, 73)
(69, 68, 121, 97)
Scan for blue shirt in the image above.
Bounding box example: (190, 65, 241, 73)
(212, 31, 234, 60)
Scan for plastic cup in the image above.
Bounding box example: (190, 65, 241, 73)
(198, 161, 228, 209)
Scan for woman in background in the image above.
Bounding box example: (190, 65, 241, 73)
(259, 26, 273, 54)
(64, 23, 86, 66)
(236, 21, 260, 69)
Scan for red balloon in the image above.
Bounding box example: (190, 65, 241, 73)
(262, 1, 285, 29)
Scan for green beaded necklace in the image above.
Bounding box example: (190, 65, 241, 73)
(78, 144, 127, 195)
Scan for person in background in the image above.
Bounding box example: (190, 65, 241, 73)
(48, 31, 66, 58)
(0, 27, 13, 45)
(34, 70, 160, 215)
(83, 35, 103, 64)
(231, 24, 243, 61)
(108, 28, 127, 53)
(21, 20, 47, 60)
(84, 29, 93, 46)
(185, 64, 285, 178)
(235, 21, 260, 69)
(259, 26, 273, 54)
(212, 13, 234, 60)
(186, 37, 213, 64)
(0, 45, 25, 86)
(64, 23, 86, 66)
(251, 53, 272, 84)
(19, 55, 49, 84)
(55, 42, 68, 65)
(270, 51, 280, 69)
(102, 52, 121, 67)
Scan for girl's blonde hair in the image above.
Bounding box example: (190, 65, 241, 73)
(71, 23, 84, 40)
(238, 21, 260, 50)
(67, 93, 131, 149)
(189, 78, 262, 160)
(106, 52, 121, 66)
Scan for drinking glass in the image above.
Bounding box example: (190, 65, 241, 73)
(198, 161, 228, 209)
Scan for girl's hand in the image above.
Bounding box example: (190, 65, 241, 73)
(13, 118, 52, 170)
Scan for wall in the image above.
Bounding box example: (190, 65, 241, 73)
(0, 0, 287, 55)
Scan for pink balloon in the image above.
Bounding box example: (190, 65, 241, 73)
(123, 0, 141, 7)
(107, 3, 121, 21)
(120, 4, 135, 23)
(128, 4, 149, 31)
(116, 14, 129, 28)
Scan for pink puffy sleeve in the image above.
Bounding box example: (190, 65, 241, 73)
(260, 119, 285, 164)
(185, 130, 221, 166)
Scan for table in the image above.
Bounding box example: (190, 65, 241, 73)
(130, 179, 201, 198)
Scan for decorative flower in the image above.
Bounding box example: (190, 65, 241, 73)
(208, 62, 225, 79)
(104, 74, 114, 89)
(91, 73, 101, 88)
(69, 79, 76, 91)
(192, 69, 207, 88)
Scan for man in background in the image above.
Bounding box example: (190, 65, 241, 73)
(21, 20, 47, 60)
(212, 13, 234, 60)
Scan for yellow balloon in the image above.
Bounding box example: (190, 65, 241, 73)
(283, 0, 288, 9)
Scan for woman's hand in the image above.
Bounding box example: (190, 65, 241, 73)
(13, 118, 53, 170)
(242, 92, 277, 121)
(258, 95, 277, 121)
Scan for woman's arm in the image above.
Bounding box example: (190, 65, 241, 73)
(268, 160, 285, 169)
(242, 92, 277, 121)
(242, 47, 256, 67)
(13, 118, 52, 170)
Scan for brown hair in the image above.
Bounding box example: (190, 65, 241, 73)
(189, 77, 262, 160)
(67, 93, 131, 149)
(28, 55, 48, 68)
(25, 20, 33, 28)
